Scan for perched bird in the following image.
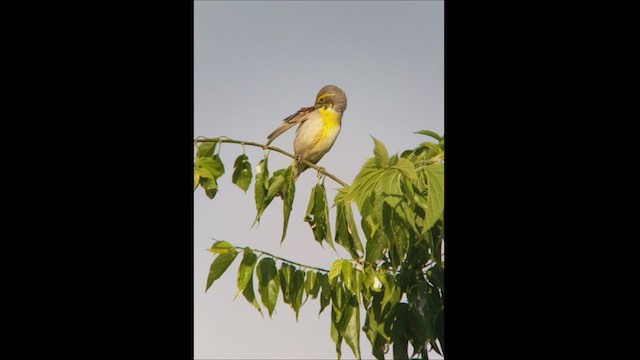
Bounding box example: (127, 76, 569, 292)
(266, 85, 347, 180)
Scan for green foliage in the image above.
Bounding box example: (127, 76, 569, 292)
(304, 183, 337, 251)
(256, 257, 280, 318)
(232, 154, 253, 193)
(281, 166, 296, 243)
(196, 131, 445, 359)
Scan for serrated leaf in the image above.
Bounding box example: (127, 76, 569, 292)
(306, 183, 337, 251)
(333, 186, 350, 206)
(331, 310, 343, 360)
(328, 260, 345, 285)
(391, 303, 409, 360)
(343, 158, 383, 208)
(291, 269, 305, 321)
(197, 141, 216, 158)
(205, 249, 238, 292)
(341, 296, 361, 360)
(423, 163, 444, 231)
(196, 156, 224, 179)
(281, 166, 295, 243)
(408, 282, 437, 344)
(232, 154, 253, 193)
(305, 270, 320, 299)
(235, 249, 258, 299)
(365, 227, 388, 265)
(420, 141, 443, 155)
(414, 129, 443, 141)
(197, 166, 214, 180)
(279, 263, 294, 304)
(266, 169, 285, 199)
(200, 176, 218, 199)
(319, 273, 332, 315)
(241, 266, 263, 316)
(392, 158, 418, 180)
(341, 261, 354, 295)
(194, 169, 200, 190)
(389, 154, 399, 166)
(318, 184, 336, 251)
(371, 136, 389, 167)
(335, 203, 364, 259)
(331, 283, 346, 324)
(253, 158, 271, 226)
(256, 257, 280, 318)
(208, 240, 233, 254)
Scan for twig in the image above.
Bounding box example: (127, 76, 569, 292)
(195, 137, 349, 188)
(235, 246, 329, 273)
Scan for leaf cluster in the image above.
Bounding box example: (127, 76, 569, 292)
(196, 130, 445, 359)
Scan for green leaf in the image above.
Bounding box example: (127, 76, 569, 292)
(279, 263, 294, 304)
(423, 163, 445, 231)
(197, 165, 214, 179)
(235, 249, 258, 299)
(281, 166, 296, 243)
(196, 156, 224, 179)
(266, 169, 285, 199)
(341, 296, 361, 360)
(208, 240, 233, 254)
(365, 227, 388, 265)
(343, 158, 383, 209)
(414, 129, 443, 141)
(389, 154, 399, 166)
(241, 265, 263, 316)
(364, 307, 387, 360)
(341, 261, 355, 295)
(335, 203, 364, 258)
(331, 283, 346, 325)
(205, 249, 238, 292)
(391, 303, 409, 360)
(427, 263, 444, 292)
(253, 158, 271, 226)
(232, 154, 253, 193)
(291, 269, 305, 320)
(319, 273, 332, 315)
(391, 158, 417, 180)
(371, 136, 389, 167)
(200, 176, 218, 199)
(256, 257, 280, 318)
(194, 168, 200, 190)
(305, 270, 320, 299)
(331, 310, 343, 360)
(407, 281, 443, 346)
(197, 141, 216, 158)
(333, 186, 350, 206)
(328, 260, 345, 285)
(420, 141, 443, 156)
(305, 183, 337, 251)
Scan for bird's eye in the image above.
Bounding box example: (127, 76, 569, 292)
(318, 98, 324, 102)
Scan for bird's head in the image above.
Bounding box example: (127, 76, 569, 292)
(314, 85, 347, 112)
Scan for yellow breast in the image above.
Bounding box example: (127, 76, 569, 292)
(318, 107, 341, 142)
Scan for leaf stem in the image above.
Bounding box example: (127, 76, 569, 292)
(196, 137, 349, 188)
(234, 246, 329, 273)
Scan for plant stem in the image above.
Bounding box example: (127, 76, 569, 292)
(235, 246, 329, 273)
(195, 137, 349, 188)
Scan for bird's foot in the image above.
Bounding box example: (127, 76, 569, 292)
(295, 154, 303, 165)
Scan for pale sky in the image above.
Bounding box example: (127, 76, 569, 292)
(194, 1, 444, 359)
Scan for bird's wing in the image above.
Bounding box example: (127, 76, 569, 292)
(266, 106, 315, 146)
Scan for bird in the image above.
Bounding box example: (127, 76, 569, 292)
(266, 85, 347, 181)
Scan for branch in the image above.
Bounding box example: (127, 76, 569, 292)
(235, 246, 329, 273)
(195, 136, 349, 188)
